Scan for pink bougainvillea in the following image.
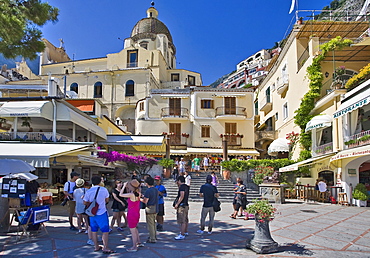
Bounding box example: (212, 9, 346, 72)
(98, 151, 157, 175)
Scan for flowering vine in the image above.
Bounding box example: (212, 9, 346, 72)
(98, 151, 157, 175)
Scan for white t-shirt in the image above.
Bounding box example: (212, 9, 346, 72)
(203, 157, 209, 166)
(73, 188, 87, 214)
(64, 181, 76, 194)
(83, 186, 109, 215)
(318, 181, 327, 192)
(185, 174, 191, 186)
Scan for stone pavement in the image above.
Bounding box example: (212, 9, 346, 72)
(0, 200, 370, 258)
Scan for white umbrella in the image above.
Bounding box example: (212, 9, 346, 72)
(1, 172, 38, 181)
(0, 159, 36, 174)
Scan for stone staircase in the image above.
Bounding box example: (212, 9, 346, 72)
(161, 172, 261, 203)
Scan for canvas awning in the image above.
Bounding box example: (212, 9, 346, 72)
(66, 99, 95, 112)
(267, 138, 289, 155)
(0, 143, 92, 167)
(171, 148, 259, 155)
(330, 145, 370, 162)
(305, 115, 332, 132)
(56, 102, 106, 139)
(99, 135, 166, 153)
(279, 154, 333, 172)
(333, 86, 370, 118)
(0, 101, 53, 120)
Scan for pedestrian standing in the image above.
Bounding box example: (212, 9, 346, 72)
(230, 179, 247, 219)
(154, 176, 167, 231)
(141, 176, 159, 243)
(73, 178, 89, 235)
(202, 156, 209, 172)
(63, 171, 80, 231)
(119, 180, 143, 252)
(174, 176, 190, 240)
(179, 158, 186, 175)
(211, 171, 219, 187)
(110, 180, 128, 231)
(197, 175, 219, 235)
(193, 155, 201, 176)
(184, 170, 191, 187)
(83, 176, 115, 254)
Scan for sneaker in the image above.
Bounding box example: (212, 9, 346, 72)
(174, 234, 185, 240)
(69, 226, 77, 231)
(87, 239, 94, 245)
(207, 231, 212, 235)
(196, 230, 204, 235)
(76, 229, 84, 234)
(184, 232, 189, 236)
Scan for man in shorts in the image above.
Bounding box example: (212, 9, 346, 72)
(154, 176, 167, 231)
(174, 176, 190, 240)
(193, 155, 201, 176)
(83, 176, 115, 254)
(63, 171, 80, 230)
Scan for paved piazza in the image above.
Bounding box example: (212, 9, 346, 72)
(0, 201, 369, 257)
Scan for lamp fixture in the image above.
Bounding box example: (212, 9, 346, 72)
(325, 72, 329, 78)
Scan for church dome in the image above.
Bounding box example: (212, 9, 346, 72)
(130, 7, 173, 45)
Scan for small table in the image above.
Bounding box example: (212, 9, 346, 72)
(38, 192, 53, 205)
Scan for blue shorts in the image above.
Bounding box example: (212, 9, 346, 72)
(89, 211, 110, 233)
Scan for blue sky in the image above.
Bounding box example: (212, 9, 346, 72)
(41, 0, 331, 85)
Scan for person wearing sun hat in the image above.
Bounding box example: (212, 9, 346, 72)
(119, 179, 144, 252)
(154, 175, 166, 231)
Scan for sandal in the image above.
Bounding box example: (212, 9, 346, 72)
(126, 248, 138, 252)
(94, 246, 103, 252)
(102, 250, 116, 254)
(230, 216, 236, 219)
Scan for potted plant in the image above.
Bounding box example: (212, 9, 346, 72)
(352, 183, 369, 207)
(245, 199, 278, 254)
(157, 158, 175, 179)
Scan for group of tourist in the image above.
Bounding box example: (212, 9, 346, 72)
(62, 169, 220, 253)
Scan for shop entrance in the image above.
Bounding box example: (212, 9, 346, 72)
(318, 170, 334, 186)
(359, 161, 370, 185)
(52, 169, 67, 184)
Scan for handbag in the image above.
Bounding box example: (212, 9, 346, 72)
(85, 187, 100, 217)
(213, 197, 221, 212)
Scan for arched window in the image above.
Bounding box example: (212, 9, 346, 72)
(125, 80, 134, 96)
(70, 82, 78, 93)
(94, 81, 103, 98)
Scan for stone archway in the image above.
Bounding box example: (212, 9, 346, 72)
(115, 105, 136, 134)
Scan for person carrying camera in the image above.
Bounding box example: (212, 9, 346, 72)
(63, 171, 80, 231)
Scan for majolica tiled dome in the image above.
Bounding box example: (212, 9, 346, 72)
(130, 7, 173, 44)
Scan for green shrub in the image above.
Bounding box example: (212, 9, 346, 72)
(353, 183, 369, 201)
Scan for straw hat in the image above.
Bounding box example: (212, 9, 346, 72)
(126, 179, 140, 192)
(76, 178, 85, 188)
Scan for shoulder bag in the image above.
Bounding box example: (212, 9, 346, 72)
(85, 187, 100, 217)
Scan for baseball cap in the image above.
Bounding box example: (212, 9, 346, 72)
(154, 176, 161, 180)
(70, 171, 80, 178)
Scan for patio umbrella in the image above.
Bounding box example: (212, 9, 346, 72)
(1, 172, 38, 181)
(0, 159, 36, 174)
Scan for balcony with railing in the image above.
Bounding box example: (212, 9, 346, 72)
(312, 142, 333, 157)
(161, 107, 189, 119)
(255, 130, 276, 142)
(168, 134, 187, 149)
(0, 132, 73, 142)
(220, 134, 243, 147)
(345, 129, 370, 149)
(259, 95, 272, 113)
(276, 74, 289, 95)
(215, 106, 246, 119)
(126, 62, 138, 68)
